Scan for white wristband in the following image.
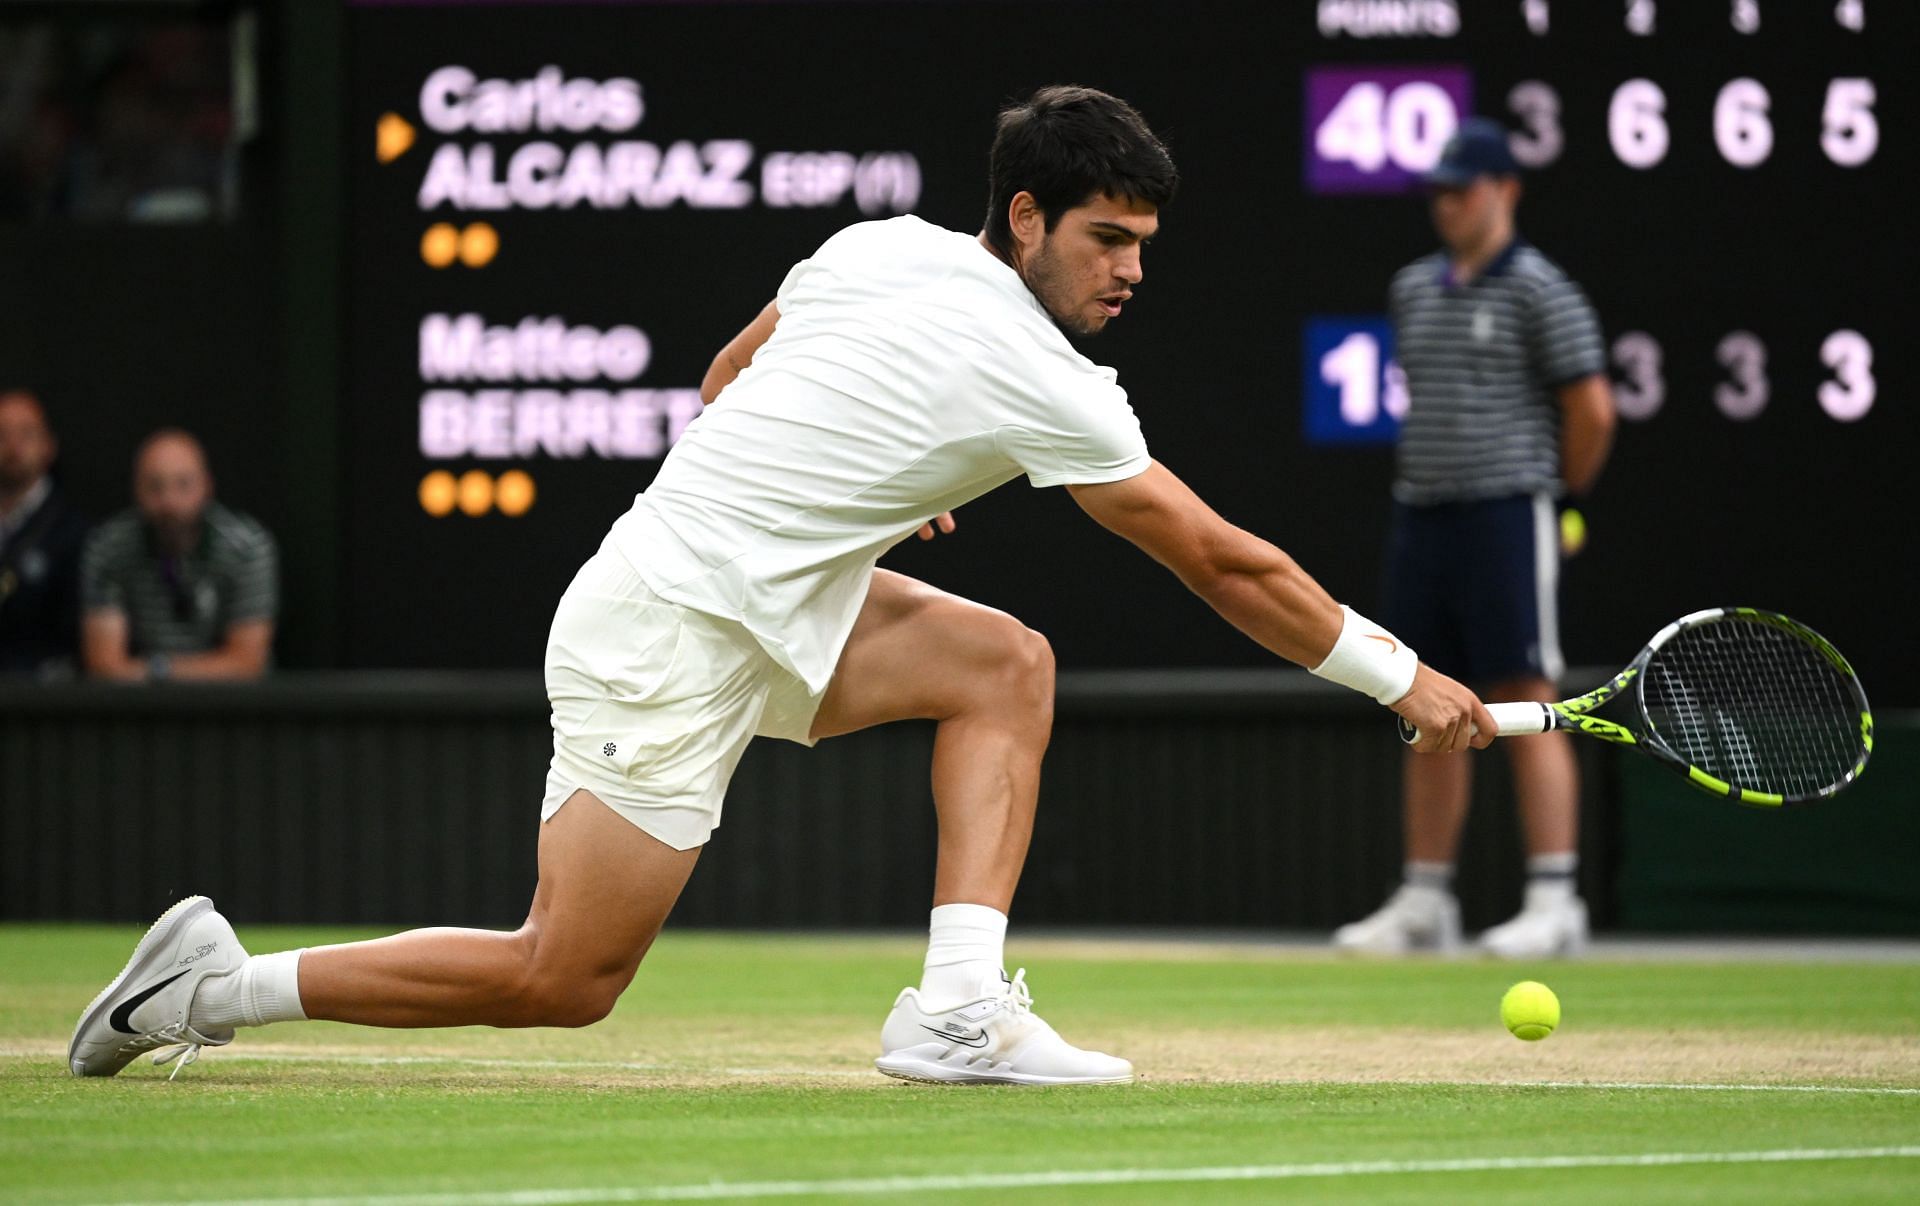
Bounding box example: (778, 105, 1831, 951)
(1309, 605, 1419, 705)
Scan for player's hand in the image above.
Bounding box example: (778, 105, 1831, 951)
(915, 511, 957, 541)
(1390, 664, 1497, 753)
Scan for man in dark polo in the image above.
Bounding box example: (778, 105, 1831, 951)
(1333, 118, 1617, 960)
(80, 429, 277, 681)
(1, 389, 90, 677)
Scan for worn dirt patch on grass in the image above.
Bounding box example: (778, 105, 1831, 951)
(1110, 1024, 1920, 1087)
(13, 1022, 1915, 1092)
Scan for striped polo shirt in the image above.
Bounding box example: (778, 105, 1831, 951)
(1388, 239, 1606, 505)
(80, 502, 278, 656)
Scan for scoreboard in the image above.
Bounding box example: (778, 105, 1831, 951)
(1299, 1, 1897, 445)
(344, 0, 1916, 702)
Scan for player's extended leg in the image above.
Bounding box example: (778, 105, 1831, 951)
(67, 789, 697, 1076)
(298, 788, 698, 1027)
(809, 569, 1129, 1084)
(1479, 673, 1588, 958)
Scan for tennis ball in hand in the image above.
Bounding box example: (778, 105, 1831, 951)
(1559, 507, 1587, 557)
(1501, 980, 1560, 1041)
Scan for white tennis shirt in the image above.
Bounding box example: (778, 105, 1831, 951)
(606, 215, 1152, 694)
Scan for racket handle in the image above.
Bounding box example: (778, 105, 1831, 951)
(1486, 701, 1555, 735)
(1397, 701, 1557, 745)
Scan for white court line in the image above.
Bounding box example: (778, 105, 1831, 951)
(95, 1146, 1920, 1206)
(1524, 1079, 1920, 1097)
(1266, 1079, 1920, 1097)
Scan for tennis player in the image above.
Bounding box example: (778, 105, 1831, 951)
(71, 86, 1493, 1086)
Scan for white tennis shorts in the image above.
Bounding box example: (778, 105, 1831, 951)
(541, 542, 823, 850)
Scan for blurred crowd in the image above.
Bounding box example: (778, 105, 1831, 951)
(1, 22, 237, 223)
(0, 388, 276, 682)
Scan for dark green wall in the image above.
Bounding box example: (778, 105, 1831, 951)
(1617, 712, 1920, 934)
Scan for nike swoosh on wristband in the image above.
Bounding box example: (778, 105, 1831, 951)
(108, 971, 191, 1034)
(1366, 634, 1399, 653)
(921, 1025, 989, 1048)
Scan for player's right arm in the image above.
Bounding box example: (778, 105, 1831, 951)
(1068, 462, 1494, 752)
(699, 300, 780, 405)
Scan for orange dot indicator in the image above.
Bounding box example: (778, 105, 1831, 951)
(418, 470, 457, 517)
(456, 469, 494, 517)
(495, 469, 536, 516)
(376, 112, 416, 164)
(421, 223, 460, 268)
(459, 222, 500, 268)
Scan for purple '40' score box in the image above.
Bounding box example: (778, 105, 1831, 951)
(1304, 66, 1473, 195)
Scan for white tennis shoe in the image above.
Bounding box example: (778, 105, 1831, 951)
(875, 968, 1133, 1086)
(68, 896, 248, 1079)
(1480, 886, 1589, 959)
(1332, 884, 1462, 954)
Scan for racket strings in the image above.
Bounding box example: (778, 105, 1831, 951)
(1642, 618, 1865, 799)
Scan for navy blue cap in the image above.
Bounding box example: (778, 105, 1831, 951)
(1423, 118, 1520, 187)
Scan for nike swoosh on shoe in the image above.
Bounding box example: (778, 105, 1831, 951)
(109, 971, 192, 1034)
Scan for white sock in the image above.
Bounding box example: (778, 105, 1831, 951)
(1526, 852, 1579, 903)
(919, 903, 1007, 1006)
(191, 949, 308, 1030)
(1404, 861, 1455, 895)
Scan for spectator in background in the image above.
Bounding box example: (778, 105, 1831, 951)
(1, 389, 89, 677)
(1333, 119, 1617, 959)
(80, 428, 276, 681)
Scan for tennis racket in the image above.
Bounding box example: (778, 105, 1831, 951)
(1398, 608, 1872, 807)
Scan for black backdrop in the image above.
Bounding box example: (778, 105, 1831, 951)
(336, 0, 1916, 695)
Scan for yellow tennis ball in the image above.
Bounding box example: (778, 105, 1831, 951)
(1501, 980, 1560, 1041)
(1559, 507, 1586, 556)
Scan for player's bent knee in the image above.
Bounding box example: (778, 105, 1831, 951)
(511, 968, 628, 1028)
(1016, 626, 1054, 686)
(1002, 625, 1056, 719)
(932, 610, 1055, 725)
(551, 985, 623, 1029)
(505, 926, 640, 1028)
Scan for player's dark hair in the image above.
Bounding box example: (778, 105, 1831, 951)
(983, 85, 1176, 258)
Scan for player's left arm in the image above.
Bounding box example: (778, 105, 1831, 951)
(1557, 373, 1616, 497)
(700, 300, 780, 405)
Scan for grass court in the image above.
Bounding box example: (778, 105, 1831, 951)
(4, 925, 1917, 1203)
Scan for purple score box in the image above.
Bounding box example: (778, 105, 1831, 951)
(1304, 65, 1472, 195)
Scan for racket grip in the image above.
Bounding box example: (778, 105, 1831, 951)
(1397, 701, 1556, 745)
(1486, 702, 1555, 735)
